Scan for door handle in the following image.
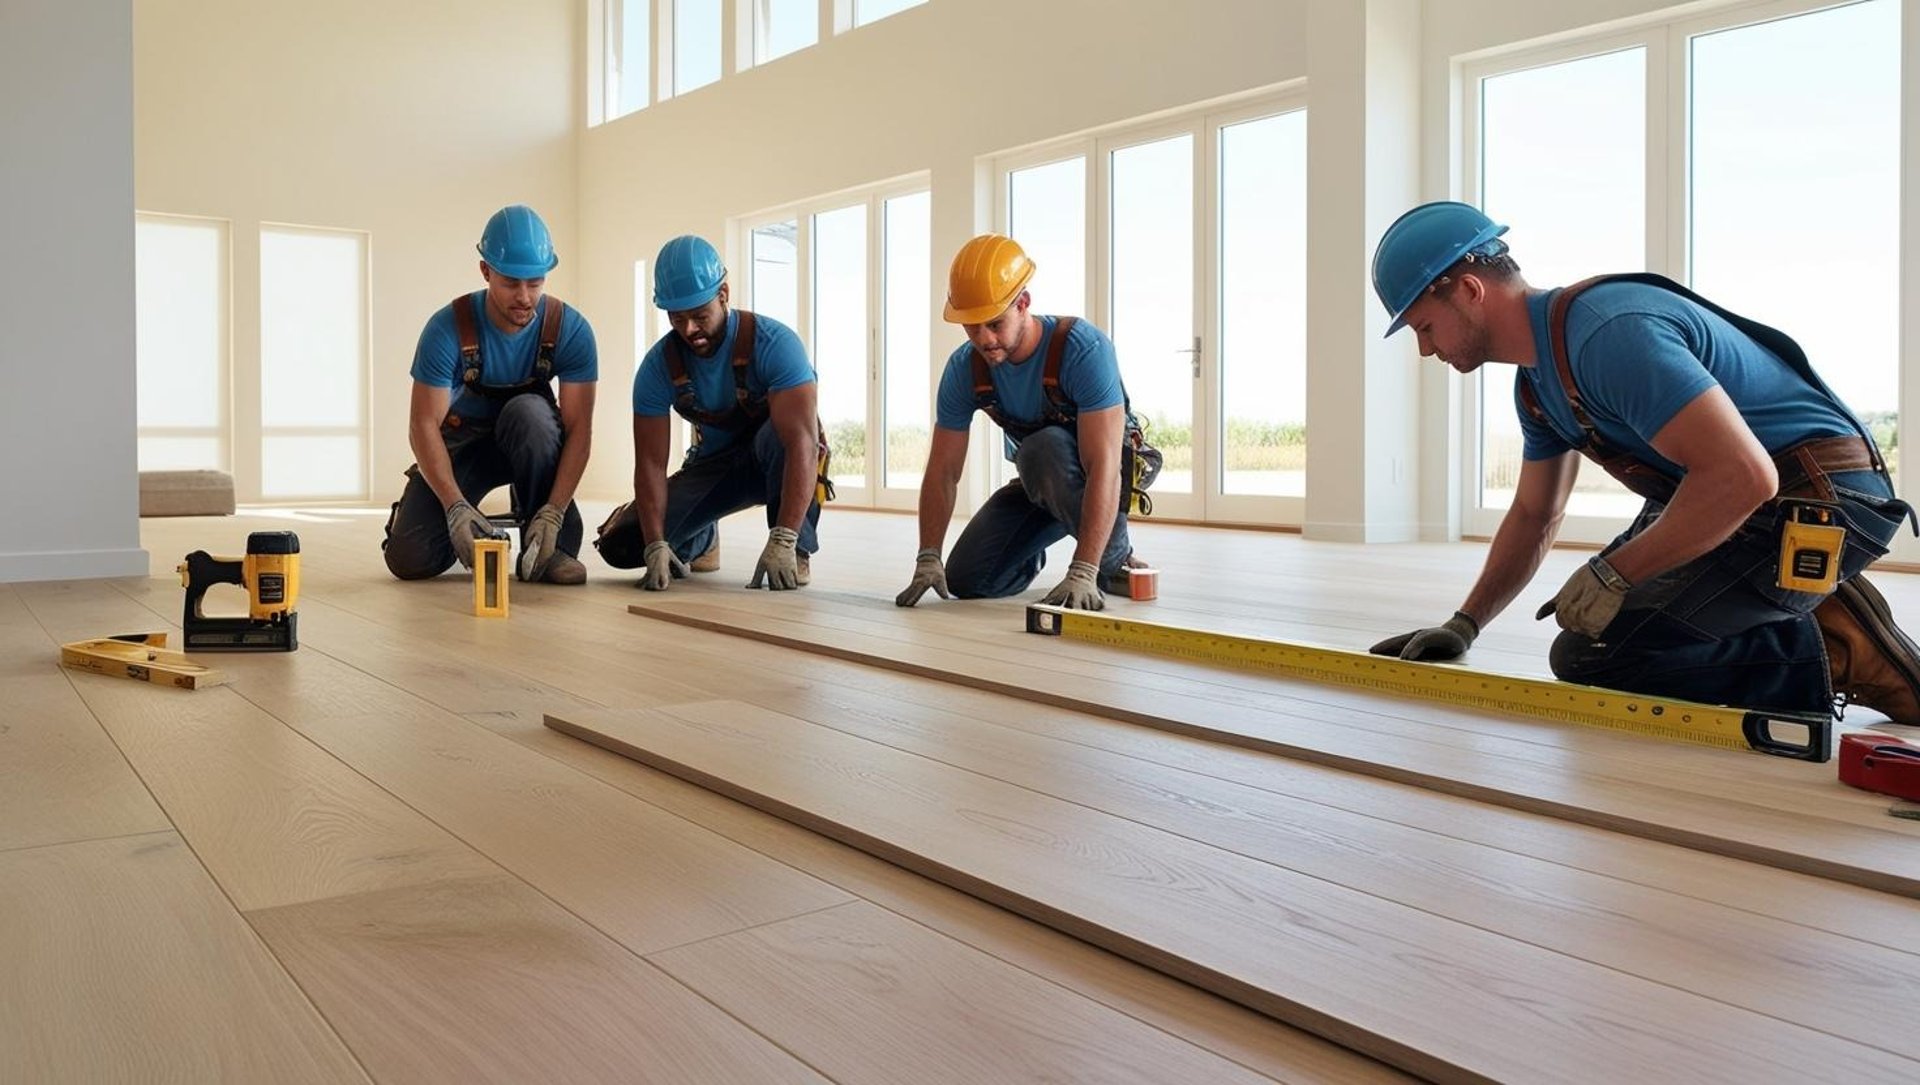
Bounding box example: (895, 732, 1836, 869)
(1173, 336, 1201, 379)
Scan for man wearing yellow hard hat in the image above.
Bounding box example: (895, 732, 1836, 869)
(895, 234, 1148, 610)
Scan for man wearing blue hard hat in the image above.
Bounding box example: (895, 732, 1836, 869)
(383, 204, 598, 585)
(1369, 200, 1920, 725)
(594, 234, 823, 591)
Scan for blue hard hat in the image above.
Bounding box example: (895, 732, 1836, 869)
(1371, 201, 1509, 336)
(477, 205, 558, 280)
(654, 235, 727, 311)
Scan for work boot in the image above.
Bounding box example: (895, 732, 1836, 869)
(1816, 574, 1920, 724)
(797, 552, 811, 586)
(540, 552, 588, 585)
(690, 532, 720, 573)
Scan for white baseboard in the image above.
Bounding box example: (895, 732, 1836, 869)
(0, 547, 151, 584)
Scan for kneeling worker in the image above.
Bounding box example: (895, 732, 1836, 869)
(1368, 200, 1920, 724)
(384, 204, 596, 584)
(896, 234, 1146, 611)
(595, 235, 822, 591)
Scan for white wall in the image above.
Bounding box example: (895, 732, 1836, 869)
(135, 0, 582, 507)
(0, 1, 148, 582)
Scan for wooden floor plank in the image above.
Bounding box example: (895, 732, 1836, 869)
(652, 900, 1283, 1085)
(472, 708, 1410, 1085)
(0, 586, 171, 853)
(246, 874, 830, 1085)
(0, 834, 369, 1084)
(652, 689, 1920, 1059)
(549, 702, 1920, 1084)
(625, 594, 1920, 895)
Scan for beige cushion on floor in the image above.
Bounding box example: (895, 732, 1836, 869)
(139, 470, 237, 517)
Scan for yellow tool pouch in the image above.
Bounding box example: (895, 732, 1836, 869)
(1778, 500, 1846, 594)
(814, 429, 835, 506)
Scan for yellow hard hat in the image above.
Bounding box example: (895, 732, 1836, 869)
(943, 234, 1036, 324)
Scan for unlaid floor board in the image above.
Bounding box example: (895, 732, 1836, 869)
(649, 899, 1281, 1085)
(549, 702, 1920, 1084)
(0, 833, 369, 1084)
(473, 709, 1410, 1085)
(245, 873, 830, 1085)
(619, 692, 1920, 1058)
(626, 594, 1920, 895)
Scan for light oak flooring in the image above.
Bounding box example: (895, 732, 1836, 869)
(8, 503, 1920, 1082)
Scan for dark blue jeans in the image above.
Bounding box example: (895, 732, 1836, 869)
(1549, 471, 1908, 715)
(596, 418, 820, 568)
(382, 393, 583, 579)
(945, 425, 1132, 599)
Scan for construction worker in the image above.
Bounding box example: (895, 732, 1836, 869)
(1368, 200, 1920, 724)
(384, 204, 596, 584)
(895, 234, 1147, 611)
(594, 234, 821, 591)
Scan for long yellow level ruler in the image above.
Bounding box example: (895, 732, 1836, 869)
(1025, 605, 1832, 761)
(60, 632, 228, 691)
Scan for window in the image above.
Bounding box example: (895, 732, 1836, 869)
(813, 204, 868, 491)
(259, 225, 368, 500)
(1218, 109, 1307, 498)
(1474, 46, 1645, 521)
(135, 214, 228, 472)
(854, 0, 925, 27)
(1461, 0, 1902, 542)
(674, 0, 722, 95)
(738, 178, 932, 508)
(605, 0, 652, 121)
(883, 191, 932, 488)
(755, 0, 817, 62)
(994, 93, 1309, 524)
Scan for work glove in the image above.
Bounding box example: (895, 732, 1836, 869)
(1537, 555, 1632, 639)
(518, 504, 565, 582)
(444, 500, 494, 570)
(1370, 611, 1479, 662)
(894, 548, 952, 608)
(748, 526, 801, 590)
(640, 539, 690, 591)
(1039, 560, 1105, 611)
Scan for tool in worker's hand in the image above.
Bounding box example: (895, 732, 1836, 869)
(60, 632, 227, 689)
(1839, 731, 1920, 802)
(177, 530, 300, 651)
(1026, 604, 1833, 760)
(474, 537, 510, 617)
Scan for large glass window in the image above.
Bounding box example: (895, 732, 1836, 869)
(1475, 46, 1645, 520)
(135, 214, 228, 472)
(1218, 110, 1307, 498)
(1110, 133, 1196, 496)
(259, 225, 367, 500)
(1007, 157, 1086, 318)
(756, 0, 817, 62)
(674, 0, 722, 95)
(1465, 0, 1903, 541)
(1690, 0, 1900, 484)
(751, 221, 800, 328)
(606, 0, 651, 120)
(883, 191, 932, 489)
(813, 205, 868, 491)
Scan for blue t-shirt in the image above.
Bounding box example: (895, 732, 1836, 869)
(1515, 282, 1864, 476)
(632, 310, 815, 460)
(935, 316, 1126, 460)
(410, 291, 598, 420)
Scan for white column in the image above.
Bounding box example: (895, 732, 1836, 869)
(1304, 0, 1423, 543)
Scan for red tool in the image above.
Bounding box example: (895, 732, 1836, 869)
(1839, 732, 1920, 802)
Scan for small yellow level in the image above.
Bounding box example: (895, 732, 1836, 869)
(60, 632, 228, 690)
(1025, 605, 1831, 761)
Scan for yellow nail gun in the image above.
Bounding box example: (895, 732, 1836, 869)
(177, 530, 300, 651)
